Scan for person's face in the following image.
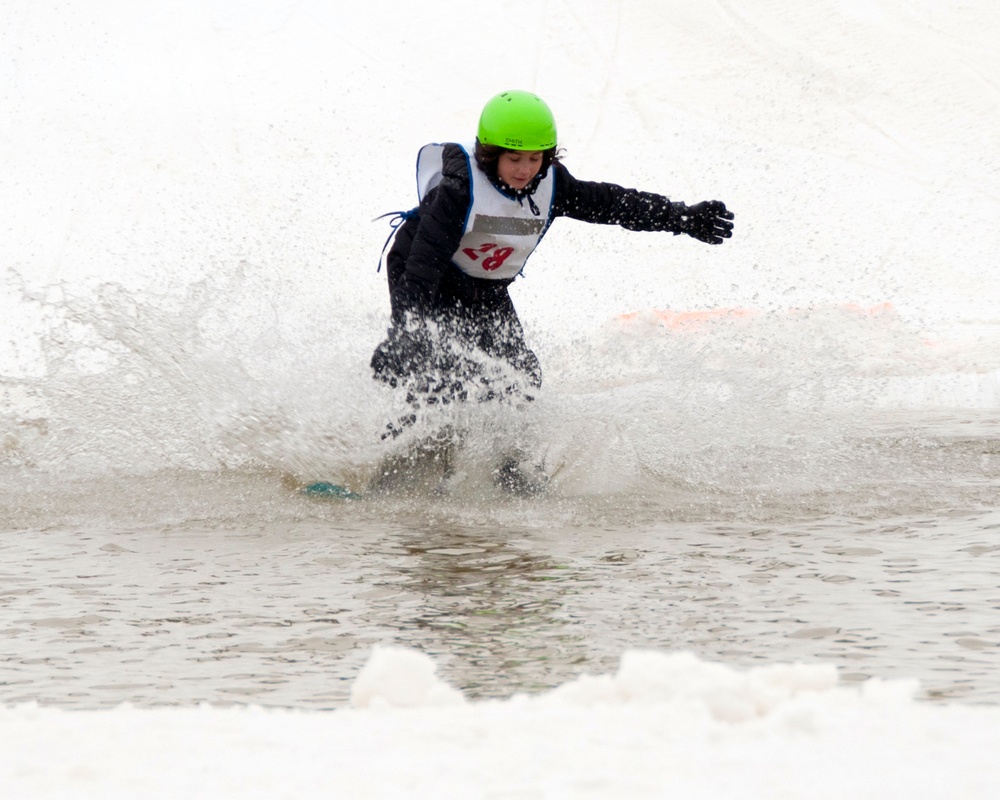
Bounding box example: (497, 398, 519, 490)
(497, 150, 544, 190)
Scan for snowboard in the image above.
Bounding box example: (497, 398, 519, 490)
(300, 441, 547, 500)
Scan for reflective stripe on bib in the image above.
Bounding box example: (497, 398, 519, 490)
(415, 142, 555, 280)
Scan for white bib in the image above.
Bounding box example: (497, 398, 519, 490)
(415, 143, 555, 280)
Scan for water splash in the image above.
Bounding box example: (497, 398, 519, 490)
(2, 263, 999, 526)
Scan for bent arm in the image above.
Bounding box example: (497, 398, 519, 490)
(391, 145, 471, 320)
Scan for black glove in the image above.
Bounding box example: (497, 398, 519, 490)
(677, 200, 734, 245)
(389, 272, 435, 326)
(371, 324, 471, 405)
(370, 325, 433, 387)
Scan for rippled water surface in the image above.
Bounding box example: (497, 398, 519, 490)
(3, 414, 999, 709)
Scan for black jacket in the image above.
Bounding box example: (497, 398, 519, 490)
(385, 142, 688, 323)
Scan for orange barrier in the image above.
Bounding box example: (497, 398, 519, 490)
(616, 303, 897, 331)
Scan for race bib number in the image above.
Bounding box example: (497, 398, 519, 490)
(453, 235, 526, 279)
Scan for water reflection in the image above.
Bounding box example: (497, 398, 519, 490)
(1, 474, 999, 710)
(373, 524, 585, 697)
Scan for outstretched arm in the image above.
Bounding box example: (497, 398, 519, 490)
(551, 162, 734, 244)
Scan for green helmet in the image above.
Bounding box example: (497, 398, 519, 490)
(477, 90, 557, 151)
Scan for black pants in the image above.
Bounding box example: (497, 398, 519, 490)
(371, 288, 542, 412)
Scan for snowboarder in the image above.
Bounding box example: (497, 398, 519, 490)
(370, 90, 734, 484)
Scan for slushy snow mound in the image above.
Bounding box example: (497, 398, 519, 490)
(350, 645, 466, 708)
(3, 647, 997, 799)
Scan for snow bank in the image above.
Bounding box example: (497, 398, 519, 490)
(2, 647, 996, 799)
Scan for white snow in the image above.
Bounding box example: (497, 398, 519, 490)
(3, 647, 998, 798)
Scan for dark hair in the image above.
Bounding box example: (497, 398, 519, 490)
(473, 139, 561, 181)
